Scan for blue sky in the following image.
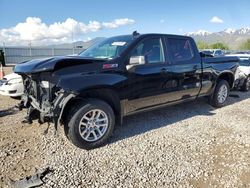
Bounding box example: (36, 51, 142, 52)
(0, 0, 250, 45)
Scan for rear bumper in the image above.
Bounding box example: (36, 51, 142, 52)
(234, 78, 245, 89)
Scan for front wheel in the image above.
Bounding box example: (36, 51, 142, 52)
(209, 79, 230, 108)
(241, 76, 250, 91)
(64, 99, 115, 150)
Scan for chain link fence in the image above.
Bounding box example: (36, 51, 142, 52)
(0, 47, 85, 65)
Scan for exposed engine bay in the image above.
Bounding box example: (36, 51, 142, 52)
(18, 73, 74, 130)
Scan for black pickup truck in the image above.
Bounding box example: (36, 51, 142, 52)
(14, 32, 238, 149)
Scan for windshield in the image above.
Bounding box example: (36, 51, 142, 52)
(79, 35, 134, 59)
(239, 58, 250, 66)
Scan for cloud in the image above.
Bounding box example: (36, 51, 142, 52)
(102, 18, 135, 28)
(0, 17, 135, 45)
(160, 19, 165, 23)
(210, 16, 224, 24)
(178, 28, 183, 33)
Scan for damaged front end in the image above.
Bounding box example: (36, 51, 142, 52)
(14, 56, 99, 131)
(18, 72, 75, 130)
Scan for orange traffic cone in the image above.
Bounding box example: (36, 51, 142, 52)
(0, 64, 5, 79)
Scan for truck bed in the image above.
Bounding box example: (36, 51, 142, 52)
(202, 56, 239, 64)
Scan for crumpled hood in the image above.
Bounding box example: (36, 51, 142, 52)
(14, 56, 101, 74)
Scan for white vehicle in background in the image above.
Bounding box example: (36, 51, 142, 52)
(226, 54, 250, 91)
(201, 49, 224, 57)
(0, 73, 24, 97)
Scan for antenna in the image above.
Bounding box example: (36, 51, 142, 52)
(132, 31, 140, 38)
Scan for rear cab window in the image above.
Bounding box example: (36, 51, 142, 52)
(166, 37, 195, 64)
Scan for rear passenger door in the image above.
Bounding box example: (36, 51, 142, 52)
(163, 36, 202, 101)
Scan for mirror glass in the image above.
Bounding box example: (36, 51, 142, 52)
(129, 56, 145, 65)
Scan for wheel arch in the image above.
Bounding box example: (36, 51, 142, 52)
(217, 71, 235, 89)
(60, 88, 122, 126)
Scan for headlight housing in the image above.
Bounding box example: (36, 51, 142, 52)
(40, 81, 50, 88)
(7, 78, 23, 85)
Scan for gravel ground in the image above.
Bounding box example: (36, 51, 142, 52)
(0, 67, 250, 187)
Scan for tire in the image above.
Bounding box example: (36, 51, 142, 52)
(64, 99, 115, 150)
(209, 79, 230, 108)
(241, 76, 250, 92)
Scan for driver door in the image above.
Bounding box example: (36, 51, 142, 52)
(123, 36, 170, 115)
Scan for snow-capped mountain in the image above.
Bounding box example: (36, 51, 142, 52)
(224, 28, 236, 34)
(187, 30, 211, 36)
(187, 27, 250, 49)
(236, 27, 250, 35)
(187, 27, 250, 36)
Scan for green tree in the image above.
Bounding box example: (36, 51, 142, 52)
(196, 41, 210, 49)
(210, 42, 229, 50)
(240, 39, 250, 50)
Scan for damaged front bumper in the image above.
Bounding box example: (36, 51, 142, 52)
(18, 91, 76, 130)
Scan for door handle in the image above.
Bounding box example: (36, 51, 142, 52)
(161, 68, 168, 73)
(161, 68, 168, 75)
(193, 65, 199, 69)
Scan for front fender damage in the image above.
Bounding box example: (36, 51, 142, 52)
(18, 91, 76, 131)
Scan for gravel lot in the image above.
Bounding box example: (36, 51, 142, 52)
(0, 67, 250, 187)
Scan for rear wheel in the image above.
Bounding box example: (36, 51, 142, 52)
(64, 99, 115, 149)
(209, 79, 230, 108)
(241, 76, 250, 91)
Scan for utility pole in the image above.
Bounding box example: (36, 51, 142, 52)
(29, 41, 32, 57)
(72, 23, 75, 54)
(2, 42, 6, 53)
(52, 46, 55, 56)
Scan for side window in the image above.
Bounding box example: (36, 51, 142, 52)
(168, 38, 194, 62)
(130, 38, 165, 64)
(217, 50, 223, 56)
(214, 50, 221, 56)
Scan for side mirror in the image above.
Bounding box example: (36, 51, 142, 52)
(126, 56, 145, 70)
(129, 56, 145, 65)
